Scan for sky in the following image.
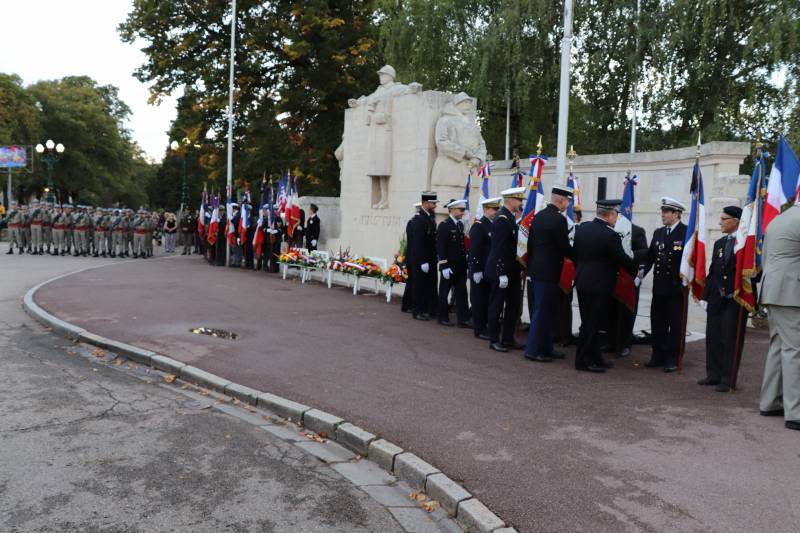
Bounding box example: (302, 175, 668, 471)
(0, 0, 177, 162)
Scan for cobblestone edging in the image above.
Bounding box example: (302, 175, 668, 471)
(23, 270, 516, 533)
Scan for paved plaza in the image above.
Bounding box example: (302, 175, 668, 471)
(28, 254, 800, 533)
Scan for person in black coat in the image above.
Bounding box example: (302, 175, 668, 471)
(305, 203, 320, 251)
(524, 185, 575, 362)
(698, 206, 748, 392)
(293, 208, 306, 248)
(244, 203, 256, 270)
(469, 197, 500, 339)
(410, 192, 439, 320)
(401, 203, 420, 313)
(267, 215, 285, 273)
(606, 221, 649, 356)
(486, 187, 525, 352)
(436, 199, 471, 327)
(573, 199, 637, 372)
(641, 197, 689, 372)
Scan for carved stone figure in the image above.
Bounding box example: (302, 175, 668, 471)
(349, 65, 422, 209)
(430, 92, 487, 188)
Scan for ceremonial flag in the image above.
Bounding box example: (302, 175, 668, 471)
(277, 172, 288, 215)
(680, 163, 707, 300)
(239, 190, 250, 245)
(733, 154, 767, 312)
(207, 195, 219, 245)
(268, 181, 275, 227)
(198, 188, 207, 238)
(286, 174, 301, 238)
(612, 175, 639, 309)
(509, 155, 523, 188)
(475, 162, 491, 220)
(253, 182, 266, 258)
(516, 154, 547, 263)
(763, 136, 800, 229)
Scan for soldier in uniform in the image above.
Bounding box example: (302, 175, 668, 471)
(524, 185, 575, 362)
(132, 209, 147, 258)
(51, 205, 65, 255)
(20, 204, 31, 253)
(436, 199, 471, 327)
(401, 203, 421, 313)
(469, 197, 500, 339)
(126, 209, 135, 257)
(305, 203, 320, 251)
(29, 199, 44, 255)
(573, 199, 637, 372)
(229, 203, 242, 267)
(409, 191, 439, 321)
(698, 206, 747, 392)
(63, 204, 74, 255)
(93, 208, 107, 257)
(642, 197, 688, 372)
(72, 205, 89, 256)
(86, 206, 96, 256)
(42, 202, 53, 254)
(5, 201, 23, 254)
(147, 211, 158, 257)
(485, 187, 525, 352)
(180, 209, 196, 255)
(215, 205, 228, 267)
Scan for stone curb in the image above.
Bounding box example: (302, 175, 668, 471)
(23, 271, 511, 533)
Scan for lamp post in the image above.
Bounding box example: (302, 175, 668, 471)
(35, 139, 65, 204)
(170, 138, 199, 214)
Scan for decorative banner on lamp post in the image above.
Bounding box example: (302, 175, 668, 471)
(0, 146, 28, 168)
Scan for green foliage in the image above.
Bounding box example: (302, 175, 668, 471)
(0, 73, 41, 147)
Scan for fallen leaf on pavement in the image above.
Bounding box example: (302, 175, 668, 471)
(232, 398, 240, 405)
(163, 374, 177, 384)
(423, 500, 440, 513)
(180, 384, 189, 390)
(92, 348, 106, 358)
(112, 359, 124, 366)
(410, 491, 419, 501)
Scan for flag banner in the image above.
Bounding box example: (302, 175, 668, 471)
(462, 168, 473, 243)
(764, 136, 800, 229)
(558, 172, 580, 293)
(208, 195, 219, 245)
(613, 269, 637, 311)
(239, 191, 250, 245)
(611, 174, 638, 307)
(475, 162, 491, 220)
(286, 174, 301, 238)
(733, 155, 767, 312)
(680, 162, 707, 300)
(516, 154, 547, 264)
(197, 189, 207, 237)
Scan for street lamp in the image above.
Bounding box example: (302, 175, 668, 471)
(170, 138, 197, 212)
(35, 139, 65, 204)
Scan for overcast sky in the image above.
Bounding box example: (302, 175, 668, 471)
(0, 0, 176, 162)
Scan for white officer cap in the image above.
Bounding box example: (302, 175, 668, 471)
(480, 196, 502, 208)
(446, 199, 467, 209)
(660, 197, 686, 212)
(500, 186, 526, 199)
(551, 184, 574, 198)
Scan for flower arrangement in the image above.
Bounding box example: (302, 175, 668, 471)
(278, 248, 303, 264)
(328, 247, 353, 272)
(344, 256, 383, 278)
(383, 251, 408, 284)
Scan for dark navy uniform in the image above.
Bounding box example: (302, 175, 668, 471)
(401, 215, 416, 312)
(409, 208, 438, 318)
(525, 203, 573, 358)
(643, 222, 688, 369)
(436, 216, 469, 325)
(607, 223, 649, 354)
(485, 206, 521, 347)
(701, 234, 747, 387)
(305, 213, 320, 251)
(468, 215, 492, 337)
(574, 216, 637, 370)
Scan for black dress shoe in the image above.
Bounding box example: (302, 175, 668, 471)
(618, 347, 632, 358)
(477, 333, 490, 341)
(413, 314, 430, 322)
(644, 360, 663, 368)
(715, 384, 731, 392)
(598, 360, 614, 369)
(457, 321, 473, 329)
(524, 354, 552, 363)
(785, 420, 800, 431)
(697, 377, 720, 386)
(6, 249, 12, 255)
(502, 341, 525, 350)
(490, 342, 508, 353)
(760, 409, 784, 417)
(548, 350, 566, 359)
(577, 365, 606, 373)
(439, 320, 455, 327)
(663, 365, 678, 373)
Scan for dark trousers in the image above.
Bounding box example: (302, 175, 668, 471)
(412, 267, 437, 317)
(576, 291, 609, 369)
(438, 272, 469, 323)
(650, 289, 686, 367)
(487, 276, 521, 344)
(470, 277, 490, 336)
(401, 267, 414, 312)
(556, 290, 574, 345)
(705, 300, 748, 386)
(525, 280, 559, 356)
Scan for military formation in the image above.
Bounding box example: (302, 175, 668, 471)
(2, 200, 161, 258)
(402, 187, 763, 392)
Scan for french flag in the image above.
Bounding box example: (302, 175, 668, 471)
(763, 136, 800, 230)
(277, 173, 288, 215)
(557, 173, 580, 294)
(197, 189, 207, 238)
(239, 190, 249, 245)
(286, 175, 302, 238)
(680, 163, 707, 301)
(611, 175, 638, 309)
(733, 154, 768, 312)
(516, 154, 547, 263)
(207, 195, 219, 245)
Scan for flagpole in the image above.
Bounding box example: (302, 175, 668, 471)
(225, 0, 237, 267)
(555, 0, 574, 182)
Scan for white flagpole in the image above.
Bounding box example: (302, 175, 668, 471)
(225, 0, 237, 266)
(555, 0, 574, 183)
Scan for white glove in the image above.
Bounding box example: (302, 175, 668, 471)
(442, 268, 453, 280)
(311, 239, 317, 246)
(421, 263, 430, 273)
(473, 272, 483, 284)
(699, 300, 708, 312)
(499, 275, 509, 289)
(634, 277, 641, 288)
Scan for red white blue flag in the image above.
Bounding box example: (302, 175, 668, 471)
(680, 163, 707, 300)
(516, 154, 547, 263)
(733, 154, 767, 312)
(764, 136, 800, 229)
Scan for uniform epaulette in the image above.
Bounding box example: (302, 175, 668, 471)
(498, 214, 508, 220)
(473, 219, 481, 224)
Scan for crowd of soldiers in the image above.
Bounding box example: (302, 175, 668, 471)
(401, 187, 755, 393)
(2, 200, 163, 258)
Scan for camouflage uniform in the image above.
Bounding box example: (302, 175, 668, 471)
(42, 203, 53, 253)
(51, 207, 66, 254)
(93, 208, 108, 257)
(4, 202, 23, 254)
(133, 211, 148, 258)
(29, 200, 44, 254)
(63, 206, 74, 254)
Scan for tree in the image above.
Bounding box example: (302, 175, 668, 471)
(0, 73, 41, 147)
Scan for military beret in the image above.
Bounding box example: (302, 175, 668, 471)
(723, 205, 742, 219)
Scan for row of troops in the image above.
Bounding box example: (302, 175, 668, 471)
(401, 187, 753, 393)
(204, 202, 321, 270)
(2, 200, 159, 258)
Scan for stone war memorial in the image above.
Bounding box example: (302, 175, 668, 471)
(328, 65, 751, 264)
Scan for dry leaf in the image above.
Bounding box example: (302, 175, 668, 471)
(409, 491, 419, 501)
(163, 374, 177, 384)
(127, 363, 135, 369)
(417, 494, 427, 503)
(180, 384, 190, 390)
(232, 398, 240, 405)
(92, 347, 106, 358)
(199, 388, 209, 396)
(423, 501, 440, 513)
(112, 359, 124, 366)
(247, 406, 256, 413)
(318, 432, 328, 440)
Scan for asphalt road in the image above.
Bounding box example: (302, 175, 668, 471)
(0, 253, 403, 532)
(35, 255, 800, 533)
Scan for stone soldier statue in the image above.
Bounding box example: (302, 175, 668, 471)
(29, 199, 44, 254)
(348, 65, 422, 209)
(431, 93, 487, 188)
(4, 201, 23, 254)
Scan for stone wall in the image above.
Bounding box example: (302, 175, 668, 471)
(298, 196, 340, 251)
